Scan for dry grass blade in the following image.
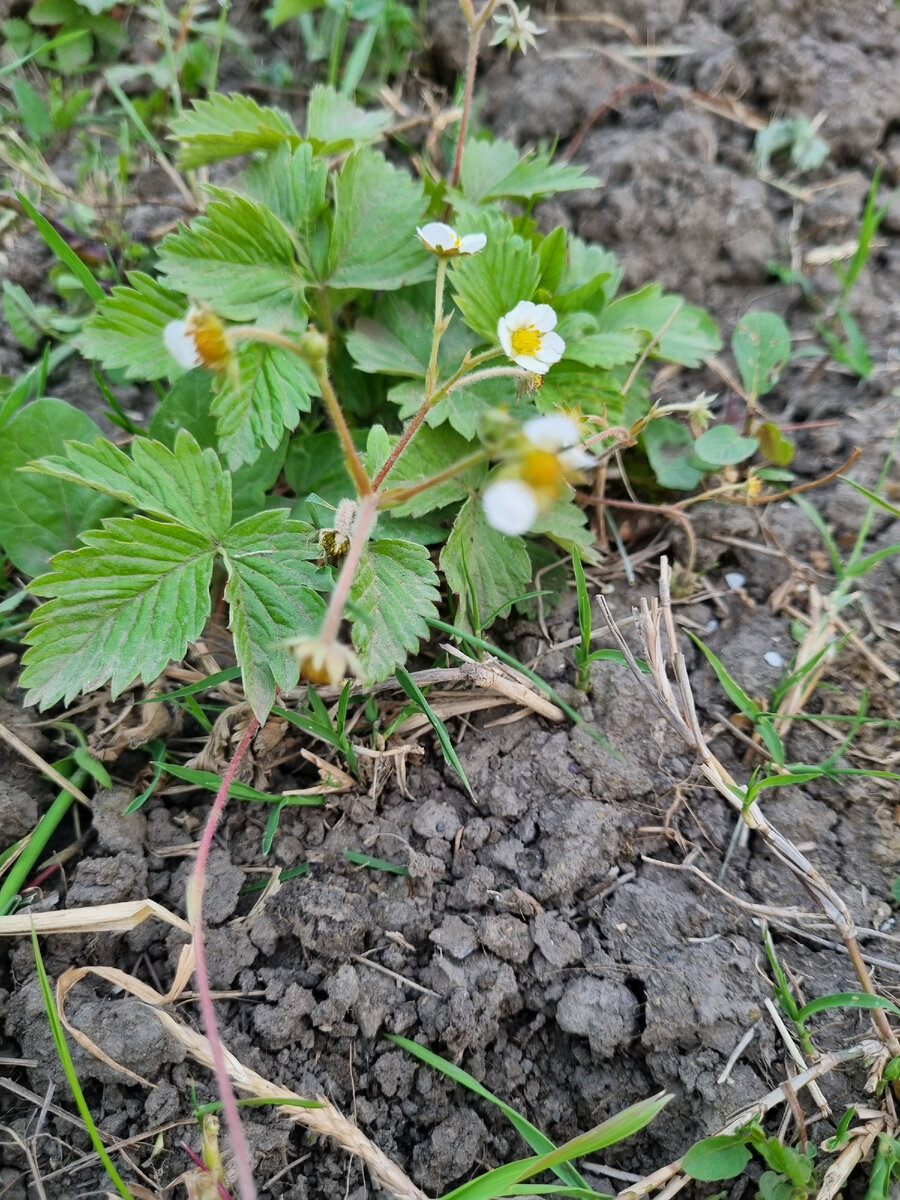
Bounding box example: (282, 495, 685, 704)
(439, 643, 565, 721)
(150, 1011, 429, 1200)
(598, 557, 900, 1058)
(0, 899, 191, 937)
(0, 720, 93, 808)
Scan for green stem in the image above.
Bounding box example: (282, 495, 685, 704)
(377, 450, 488, 508)
(444, 364, 529, 392)
(425, 257, 448, 395)
(0, 769, 87, 917)
(319, 492, 379, 646)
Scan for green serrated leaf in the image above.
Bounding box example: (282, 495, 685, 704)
(450, 222, 542, 343)
(170, 93, 299, 169)
(325, 148, 431, 291)
(457, 137, 598, 204)
(529, 499, 596, 555)
(0, 398, 123, 578)
(382, 424, 486, 517)
(349, 538, 440, 683)
(305, 83, 392, 153)
(564, 329, 642, 369)
(221, 510, 328, 720)
(440, 495, 532, 633)
(212, 338, 317, 470)
(22, 517, 216, 709)
(157, 188, 303, 320)
(556, 236, 622, 314)
(242, 142, 328, 269)
(25, 430, 232, 539)
(78, 271, 188, 381)
(535, 360, 626, 422)
(732, 312, 791, 400)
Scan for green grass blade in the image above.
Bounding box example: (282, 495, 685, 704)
(839, 477, 900, 521)
(124, 740, 167, 813)
(395, 666, 473, 798)
(345, 850, 409, 875)
(792, 493, 843, 577)
(138, 666, 242, 702)
(0, 770, 87, 916)
(155, 761, 324, 804)
(796, 992, 900, 1023)
(440, 1094, 671, 1200)
(388, 1034, 588, 1190)
(31, 928, 134, 1199)
(685, 632, 763, 726)
(15, 192, 105, 303)
(0, 30, 84, 79)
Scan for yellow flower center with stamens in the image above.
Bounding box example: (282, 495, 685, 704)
(510, 326, 542, 357)
(521, 448, 562, 490)
(188, 312, 231, 372)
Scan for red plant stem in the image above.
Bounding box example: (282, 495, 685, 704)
(187, 715, 261, 1200)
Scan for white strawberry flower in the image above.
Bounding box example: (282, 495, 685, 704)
(416, 222, 487, 258)
(497, 301, 565, 374)
(482, 412, 596, 535)
(482, 479, 540, 536)
(163, 308, 232, 373)
(490, 2, 545, 55)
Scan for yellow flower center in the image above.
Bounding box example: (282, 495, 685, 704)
(521, 448, 562, 491)
(188, 312, 231, 372)
(510, 325, 542, 358)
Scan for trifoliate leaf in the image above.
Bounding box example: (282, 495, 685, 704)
(170, 93, 299, 169)
(732, 311, 791, 400)
(78, 272, 188, 380)
(0, 399, 122, 578)
(25, 430, 232, 539)
(450, 222, 541, 343)
(221, 510, 327, 720)
(21, 517, 216, 709)
(457, 138, 520, 205)
(382, 425, 486, 517)
(157, 188, 303, 320)
(349, 538, 440, 683)
(211, 338, 317, 470)
(440, 496, 532, 632)
(305, 84, 392, 154)
(242, 142, 328, 269)
(325, 148, 431, 291)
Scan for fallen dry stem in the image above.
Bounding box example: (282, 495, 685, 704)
(598, 558, 900, 1058)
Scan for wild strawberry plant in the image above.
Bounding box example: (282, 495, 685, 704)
(2, 82, 725, 725)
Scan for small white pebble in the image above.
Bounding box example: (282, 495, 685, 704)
(705, 618, 719, 632)
(724, 572, 746, 590)
(764, 651, 785, 668)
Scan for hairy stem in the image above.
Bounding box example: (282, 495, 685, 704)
(378, 450, 488, 508)
(187, 715, 261, 1200)
(450, 19, 481, 190)
(319, 492, 380, 646)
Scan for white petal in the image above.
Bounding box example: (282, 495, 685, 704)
(164, 319, 201, 369)
(535, 330, 565, 364)
(512, 353, 551, 373)
(497, 314, 515, 358)
(530, 303, 559, 333)
(417, 222, 457, 252)
(523, 414, 580, 451)
(503, 299, 540, 327)
(482, 480, 539, 536)
(458, 232, 487, 255)
(559, 446, 597, 472)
